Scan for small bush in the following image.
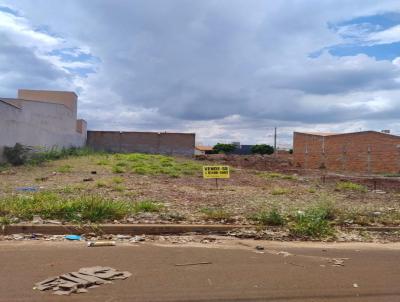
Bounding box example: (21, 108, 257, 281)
(0, 163, 10, 172)
(3, 143, 31, 165)
(336, 181, 367, 192)
(289, 202, 336, 238)
(252, 208, 285, 226)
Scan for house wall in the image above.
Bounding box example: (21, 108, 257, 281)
(293, 131, 400, 174)
(18, 89, 77, 116)
(87, 131, 195, 156)
(0, 99, 86, 161)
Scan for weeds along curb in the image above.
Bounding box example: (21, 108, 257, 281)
(1, 224, 400, 236)
(1, 224, 253, 236)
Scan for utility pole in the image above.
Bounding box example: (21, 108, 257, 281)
(274, 126, 277, 156)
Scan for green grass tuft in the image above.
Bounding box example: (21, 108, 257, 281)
(336, 181, 367, 192)
(57, 164, 72, 173)
(271, 187, 291, 195)
(258, 172, 297, 180)
(133, 200, 163, 213)
(112, 166, 125, 174)
(0, 192, 132, 222)
(112, 177, 124, 184)
(252, 208, 285, 226)
(96, 181, 107, 188)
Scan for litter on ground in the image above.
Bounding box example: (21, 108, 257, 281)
(87, 240, 116, 247)
(65, 235, 81, 241)
(33, 266, 131, 295)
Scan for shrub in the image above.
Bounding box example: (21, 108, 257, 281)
(251, 144, 274, 155)
(0, 163, 10, 172)
(3, 143, 31, 165)
(253, 208, 285, 226)
(336, 181, 367, 192)
(289, 202, 336, 238)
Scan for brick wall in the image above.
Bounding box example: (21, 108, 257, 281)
(87, 131, 195, 156)
(293, 131, 400, 174)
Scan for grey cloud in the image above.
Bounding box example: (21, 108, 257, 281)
(267, 54, 400, 94)
(0, 34, 70, 96)
(3, 0, 400, 145)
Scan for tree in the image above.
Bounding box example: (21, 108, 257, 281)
(251, 144, 274, 155)
(213, 143, 236, 154)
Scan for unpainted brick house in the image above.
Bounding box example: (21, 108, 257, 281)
(293, 131, 400, 174)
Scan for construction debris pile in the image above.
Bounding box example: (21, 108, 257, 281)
(34, 266, 131, 296)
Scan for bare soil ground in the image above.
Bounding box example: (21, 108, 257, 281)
(1, 239, 400, 301)
(0, 153, 400, 231)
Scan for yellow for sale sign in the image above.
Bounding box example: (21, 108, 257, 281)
(203, 166, 230, 179)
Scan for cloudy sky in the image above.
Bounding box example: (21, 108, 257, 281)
(0, 1, 399, 147)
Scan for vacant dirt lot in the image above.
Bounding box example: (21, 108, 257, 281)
(0, 153, 400, 240)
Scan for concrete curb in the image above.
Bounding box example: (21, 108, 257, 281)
(1, 224, 252, 236)
(1, 224, 400, 236)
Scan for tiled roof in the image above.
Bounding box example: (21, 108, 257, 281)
(195, 145, 213, 151)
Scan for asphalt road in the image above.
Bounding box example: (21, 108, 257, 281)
(0, 240, 399, 302)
